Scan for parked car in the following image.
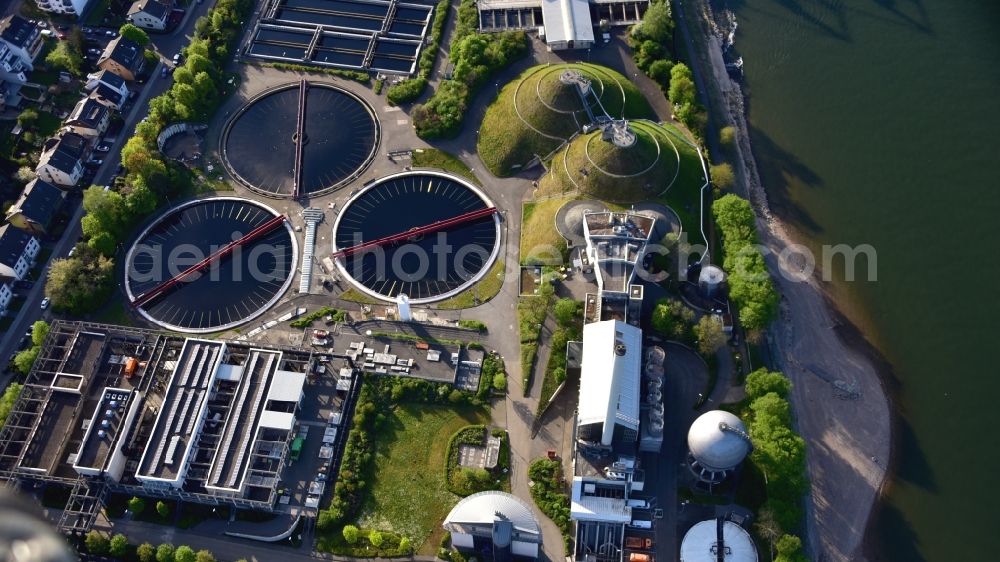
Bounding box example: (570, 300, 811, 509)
(161, 66, 169, 78)
(95, 142, 112, 153)
(40, 298, 50, 310)
(86, 158, 103, 167)
(172, 53, 182, 64)
(68, 246, 76, 258)
(105, 30, 116, 36)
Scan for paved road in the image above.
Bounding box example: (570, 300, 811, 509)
(0, 1, 217, 392)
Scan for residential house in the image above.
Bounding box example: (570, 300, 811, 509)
(0, 224, 41, 281)
(97, 37, 145, 81)
(0, 279, 12, 313)
(88, 83, 125, 111)
(0, 16, 43, 66)
(85, 69, 130, 99)
(127, 0, 171, 31)
(33, 0, 94, 16)
(36, 132, 88, 187)
(0, 16, 42, 108)
(5, 178, 66, 236)
(63, 97, 111, 137)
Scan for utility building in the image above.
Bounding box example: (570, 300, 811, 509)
(478, 0, 648, 50)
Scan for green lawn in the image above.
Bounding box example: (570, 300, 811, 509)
(411, 148, 481, 186)
(478, 63, 654, 177)
(357, 402, 489, 553)
(520, 199, 569, 265)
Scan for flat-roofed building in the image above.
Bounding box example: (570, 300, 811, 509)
(576, 319, 641, 448)
(478, 0, 648, 50)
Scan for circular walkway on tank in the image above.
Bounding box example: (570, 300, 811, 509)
(124, 197, 298, 333)
(332, 171, 501, 303)
(221, 81, 380, 198)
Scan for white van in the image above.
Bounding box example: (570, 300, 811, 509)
(604, 468, 628, 480)
(626, 498, 649, 509)
(629, 520, 652, 529)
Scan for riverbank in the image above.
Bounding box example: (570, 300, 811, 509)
(674, 1, 893, 560)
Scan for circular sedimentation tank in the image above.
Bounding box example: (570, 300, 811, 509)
(124, 197, 297, 333)
(332, 171, 501, 303)
(221, 82, 379, 198)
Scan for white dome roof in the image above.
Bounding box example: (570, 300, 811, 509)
(687, 410, 751, 471)
(443, 491, 541, 535)
(680, 519, 758, 562)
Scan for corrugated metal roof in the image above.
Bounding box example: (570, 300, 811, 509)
(577, 320, 641, 444)
(541, 0, 595, 44)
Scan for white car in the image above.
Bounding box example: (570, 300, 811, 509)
(40, 297, 50, 310)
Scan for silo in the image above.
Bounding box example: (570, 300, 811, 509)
(687, 410, 752, 484)
(698, 265, 726, 298)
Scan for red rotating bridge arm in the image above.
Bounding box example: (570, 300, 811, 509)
(332, 206, 497, 259)
(131, 214, 288, 309)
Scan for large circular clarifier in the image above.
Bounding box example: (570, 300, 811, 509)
(332, 171, 501, 303)
(221, 82, 380, 197)
(125, 197, 297, 333)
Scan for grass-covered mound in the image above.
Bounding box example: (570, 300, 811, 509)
(537, 120, 705, 229)
(479, 63, 654, 177)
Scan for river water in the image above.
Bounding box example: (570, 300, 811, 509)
(723, 0, 1000, 560)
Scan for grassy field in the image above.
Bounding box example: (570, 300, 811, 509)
(536, 120, 705, 232)
(339, 288, 382, 305)
(356, 402, 489, 553)
(411, 148, 481, 186)
(520, 198, 570, 265)
(478, 63, 654, 177)
(436, 258, 505, 309)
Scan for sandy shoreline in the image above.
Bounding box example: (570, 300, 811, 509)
(678, 1, 896, 560)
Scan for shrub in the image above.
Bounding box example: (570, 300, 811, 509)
(528, 459, 572, 547)
(492, 373, 507, 391)
(720, 126, 737, 149)
(745, 368, 792, 400)
(156, 501, 171, 518)
(712, 195, 779, 332)
(155, 543, 174, 562)
(109, 534, 129, 557)
(710, 162, 736, 190)
(128, 496, 146, 514)
(399, 536, 412, 552)
(387, 77, 427, 105)
(195, 550, 216, 562)
(85, 531, 109, 555)
(342, 525, 360, 544)
(368, 530, 384, 547)
(137, 543, 156, 562)
(174, 545, 196, 562)
(458, 319, 487, 332)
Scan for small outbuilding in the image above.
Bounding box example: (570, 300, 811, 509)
(442, 491, 542, 560)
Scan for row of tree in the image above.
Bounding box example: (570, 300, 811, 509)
(411, 0, 527, 138)
(742, 369, 809, 562)
(84, 530, 220, 562)
(712, 194, 779, 333)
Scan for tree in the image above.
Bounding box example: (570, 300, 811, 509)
(710, 162, 736, 190)
(14, 166, 36, 184)
(13, 347, 38, 375)
(128, 496, 146, 514)
(195, 549, 215, 562)
(109, 534, 129, 557)
(368, 530, 384, 547)
(636, 0, 673, 44)
(775, 534, 808, 562)
(745, 369, 791, 400)
(85, 531, 109, 555)
(650, 298, 694, 340)
(31, 321, 49, 346)
(155, 543, 175, 562)
(720, 126, 736, 149)
(694, 315, 727, 355)
(754, 507, 782, 559)
(647, 59, 674, 88)
(492, 373, 506, 391)
(156, 500, 171, 518)
(553, 298, 579, 327)
(119, 23, 150, 46)
(45, 254, 116, 314)
(342, 524, 360, 544)
(173, 545, 195, 562)
(137, 543, 156, 562)
(45, 41, 83, 76)
(448, 389, 465, 403)
(16, 108, 38, 128)
(0, 384, 24, 427)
